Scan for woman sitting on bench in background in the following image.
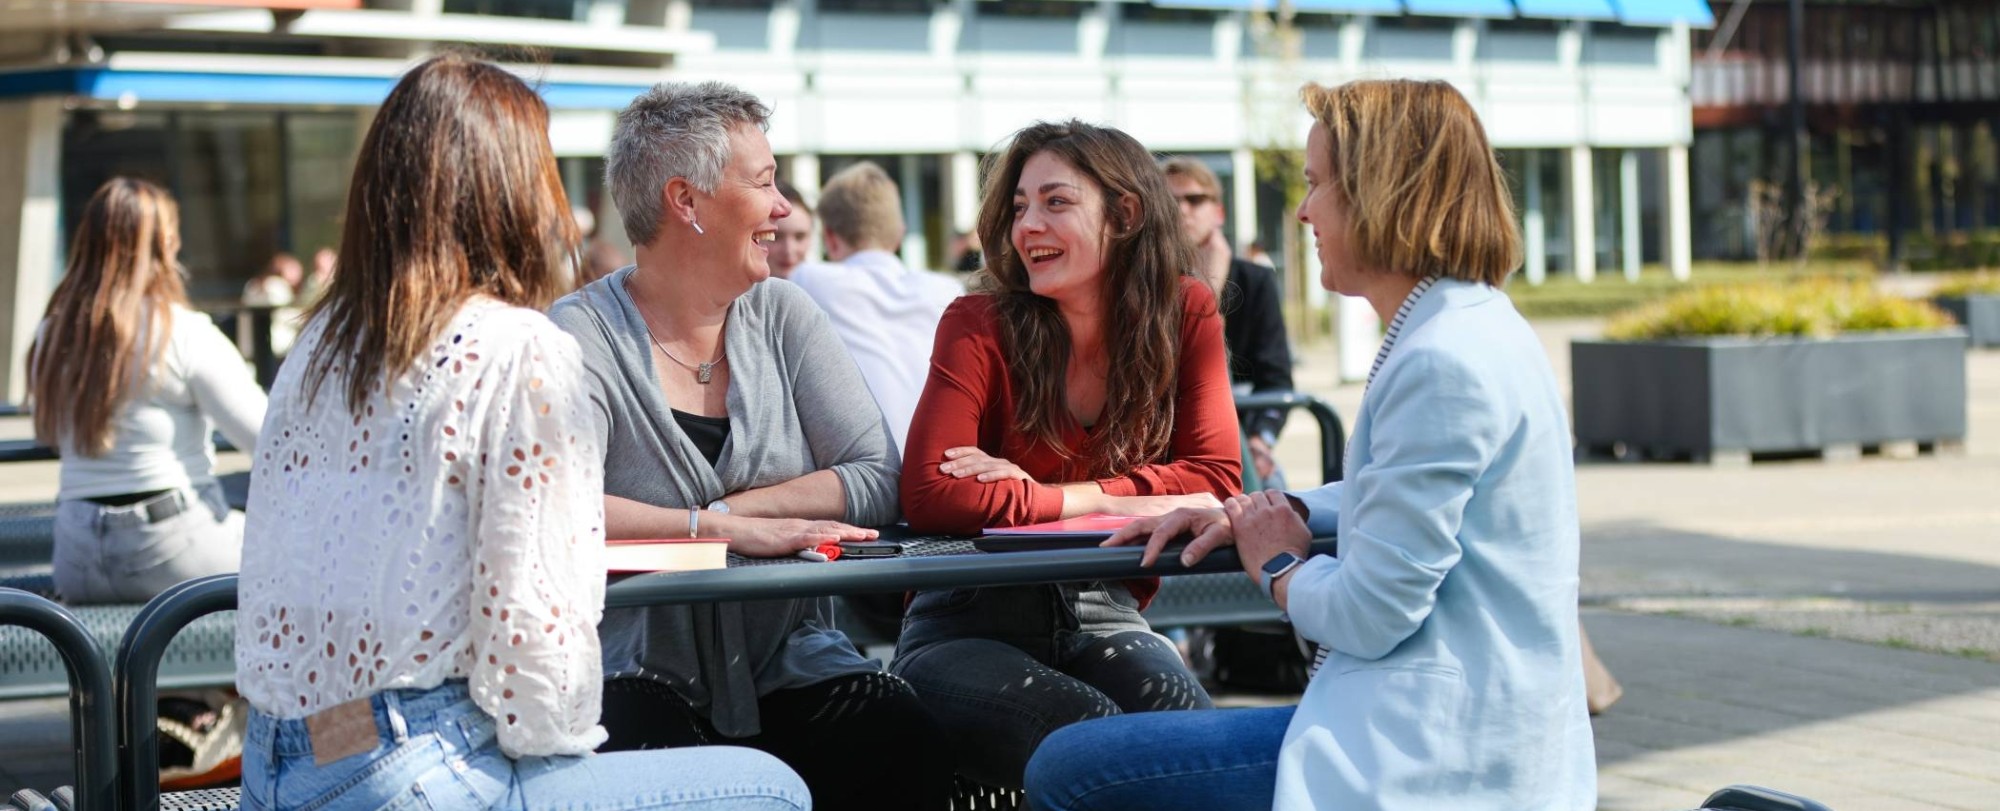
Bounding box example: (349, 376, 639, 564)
(29, 177, 266, 606)
(231, 54, 807, 811)
(894, 120, 1242, 789)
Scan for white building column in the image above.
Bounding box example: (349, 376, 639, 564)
(1230, 148, 1257, 253)
(1666, 143, 1692, 281)
(1570, 144, 1597, 283)
(947, 150, 979, 237)
(1620, 148, 1641, 281)
(1523, 149, 1547, 285)
(788, 152, 822, 261)
(900, 154, 928, 268)
(0, 97, 62, 404)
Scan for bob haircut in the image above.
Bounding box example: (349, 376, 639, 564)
(1300, 79, 1522, 286)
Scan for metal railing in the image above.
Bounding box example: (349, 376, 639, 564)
(0, 589, 118, 811)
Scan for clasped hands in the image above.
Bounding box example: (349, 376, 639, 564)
(938, 447, 1221, 516)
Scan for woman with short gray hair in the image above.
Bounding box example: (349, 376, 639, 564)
(550, 81, 955, 811)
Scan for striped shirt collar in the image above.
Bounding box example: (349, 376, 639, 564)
(1366, 275, 1441, 390)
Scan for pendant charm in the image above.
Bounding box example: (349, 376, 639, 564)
(696, 362, 715, 384)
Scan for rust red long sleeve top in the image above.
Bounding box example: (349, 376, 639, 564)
(901, 279, 1244, 608)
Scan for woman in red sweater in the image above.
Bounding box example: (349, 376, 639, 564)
(894, 120, 1242, 789)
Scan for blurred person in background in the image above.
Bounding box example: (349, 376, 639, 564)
(766, 178, 815, 279)
(1162, 157, 1294, 491)
(242, 251, 304, 357)
(233, 54, 808, 811)
(32, 177, 266, 604)
(789, 160, 963, 453)
(300, 247, 336, 306)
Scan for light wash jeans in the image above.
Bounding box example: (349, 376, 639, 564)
(1024, 706, 1294, 811)
(53, 481, 242, 604)
(242, 681, 810, 811)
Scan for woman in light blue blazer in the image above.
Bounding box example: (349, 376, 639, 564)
(1023, 78, 1597, 811)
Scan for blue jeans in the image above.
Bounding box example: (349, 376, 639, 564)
(891, 583, 1212, 789)
(241, 681, 808, 811)
(1024, 706, 1294, 811)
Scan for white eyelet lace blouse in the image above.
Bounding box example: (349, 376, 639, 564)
(234, 298, 608, 758)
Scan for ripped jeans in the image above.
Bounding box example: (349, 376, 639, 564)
(890, 582, 1212, 789)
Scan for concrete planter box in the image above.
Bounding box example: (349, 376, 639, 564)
(1933, 295, 2000, 347)
(1572, 331, 1968, 462)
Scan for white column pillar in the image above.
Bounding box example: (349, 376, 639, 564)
(0, 97, 63, 403)
(948, 150, 979, 236)
(1667, 144, 1692, 281)
(900, 154, 928, 268)
(771, 0, 803, 59)
(1621, 148, 1641, 282)
(1570, 144, 1597, 282)
(1340, 16, 1367, 77)
(1523, 149, 1547, 285)
(790, 152, 822, 261)
(1231, 148, 1258, 254)
(586, 0, 627, 27)
(930, 2, 963, 62)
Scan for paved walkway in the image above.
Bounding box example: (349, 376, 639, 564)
(1269, 319, 2000, 810)
(3, 316, 1997, 808)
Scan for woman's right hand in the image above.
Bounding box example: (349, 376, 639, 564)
(1103, 506, 1235, 568)
(715, 515, 879, 558)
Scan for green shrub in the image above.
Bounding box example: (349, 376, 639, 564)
(1604, 282, 1956, 341)
(1933, 272, 2000, 298)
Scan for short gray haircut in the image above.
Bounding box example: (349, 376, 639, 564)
(606, 81, 772, 247)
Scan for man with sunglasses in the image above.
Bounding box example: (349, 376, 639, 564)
(1161, 157, 1295, 490)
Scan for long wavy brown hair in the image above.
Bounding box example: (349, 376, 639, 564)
(302, 52, 579, 415)
(975, 120, 1197, 478)
(29, 178, 188, 456)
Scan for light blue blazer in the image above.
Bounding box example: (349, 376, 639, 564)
(1277, 278, 1596, 811)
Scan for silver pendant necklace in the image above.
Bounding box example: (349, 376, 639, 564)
(627, 278, 727, 384)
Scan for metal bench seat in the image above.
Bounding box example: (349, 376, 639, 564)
(0, 601, 236, 700)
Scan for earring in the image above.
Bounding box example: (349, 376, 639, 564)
(690, 220, 705, 235)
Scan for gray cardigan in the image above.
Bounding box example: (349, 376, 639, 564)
(549, 267, 900, 737)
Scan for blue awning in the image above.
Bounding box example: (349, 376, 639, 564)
(0, 67, 652, 110)
(1403, 0, 1517, 18)
(1155, 0, 1402, 13)
(1512, 0, 1620, 21)
(1612, 0, 1716, 27)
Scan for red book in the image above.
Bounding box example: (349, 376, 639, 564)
(604, 538, 729, 573)
(981, 514, 1139, 538)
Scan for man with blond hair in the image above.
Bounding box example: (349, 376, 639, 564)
(788, 161, 963, 452)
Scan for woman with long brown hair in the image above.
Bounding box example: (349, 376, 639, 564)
(31, 177, 266, 605)
(231, 54, 806, 811)
(894, 120, 1242, 789)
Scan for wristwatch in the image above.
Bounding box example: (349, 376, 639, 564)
(705, 499, 731, 515)
(1259, 551, 1305, 601)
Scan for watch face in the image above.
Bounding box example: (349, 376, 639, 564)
(1262, 552, 1300, 576)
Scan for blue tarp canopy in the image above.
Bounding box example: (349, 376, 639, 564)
(0, 67, 650, 109)
(1511, 0, 1620, 21)
(1404, 0, 1517, 18)
(1156, 0, 1403, 12)
(1612, 0, 1717, 27)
